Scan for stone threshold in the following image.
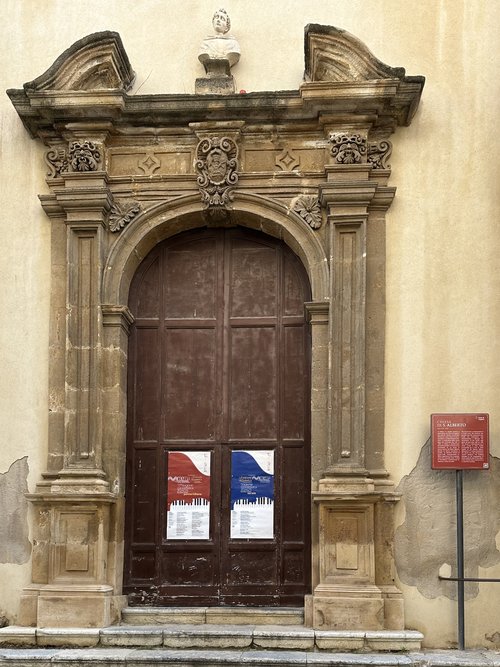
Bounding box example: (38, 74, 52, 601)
(122, 606, 304, 625)
(0, 624, 423, 652)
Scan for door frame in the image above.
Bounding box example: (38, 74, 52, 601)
(123, 225, 314, 605)
(12, 24, 423, 627)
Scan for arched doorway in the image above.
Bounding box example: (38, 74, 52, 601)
(123, 226, 311, 606)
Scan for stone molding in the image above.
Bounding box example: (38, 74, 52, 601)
(304, 24, 425, 126)
(8, 24, 423, 631)
(23, 31, 134, 92)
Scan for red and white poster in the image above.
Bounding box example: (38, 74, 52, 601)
(431, 413, 489, 470)
(167, 451, 211, 539)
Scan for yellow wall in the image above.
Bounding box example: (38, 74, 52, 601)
(0, 0, 499, 646)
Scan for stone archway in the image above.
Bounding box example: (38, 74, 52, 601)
(9, 25, 424, 629)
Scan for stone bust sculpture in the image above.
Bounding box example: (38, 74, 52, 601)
(199, 9, 240, 68)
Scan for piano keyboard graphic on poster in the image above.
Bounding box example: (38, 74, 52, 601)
(230, 450, 274, 539)
(167, 451, 210, 540)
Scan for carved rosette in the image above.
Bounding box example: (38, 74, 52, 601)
(292, 194, 322, 230)
(108, 201, 141, 233)
(69, 140, 101, 172)
(45, 147, 69, 178)
(329, 133, 367, 164)
(195, 136, 239, 212)
(368, 140, 392, 169)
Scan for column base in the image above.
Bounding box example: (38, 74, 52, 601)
(19, 585, 126, 628)
(305, 584, 404, 630)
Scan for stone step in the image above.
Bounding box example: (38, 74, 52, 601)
(121, 606, 304, 626)
(0, 647, 498, 667)
(0, 624, 423, 652)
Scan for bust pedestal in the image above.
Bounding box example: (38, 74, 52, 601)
(196, 58, 235, 94)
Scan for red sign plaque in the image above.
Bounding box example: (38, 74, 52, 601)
(431, 413, 489, 470)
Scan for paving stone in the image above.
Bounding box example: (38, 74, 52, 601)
(241, 650, 307, 664)
(51, 647, 133, 662)
(128, 648, 246, 664)
(0, 647, 58, 667)
(305, 653, 413, 665)
(410, 649, 492, 665)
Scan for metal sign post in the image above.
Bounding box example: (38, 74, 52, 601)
(431, 413, 490, 651)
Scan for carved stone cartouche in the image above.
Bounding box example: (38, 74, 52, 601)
(195, 136, 239, 213)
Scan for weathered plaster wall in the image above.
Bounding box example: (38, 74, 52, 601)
(0, 0, 499, 643)
(0, 458, 31, 565)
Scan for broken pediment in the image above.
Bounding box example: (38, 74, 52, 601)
(23, 31, 135, 92)
(8, 24, 424, 137)
(305, 24, 413, 83)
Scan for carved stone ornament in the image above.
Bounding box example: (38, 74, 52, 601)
(292, 195, 322, 230)
(69, 141, 101, 172)
(45, 147, 69, 177)
(329, 133, 367, 164)
(108, 201, 142, 233)
(195, 136, 239, 211)
(368, 140, 392, 169)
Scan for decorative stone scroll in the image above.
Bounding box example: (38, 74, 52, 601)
(45, 147, 69, 178)
(368, 140, 392, 170)
(108, 201, 142, 233)
(69, 141, 101, 172)
(195, 136, 239, 212)
(292, 194, 322, 229)
(329, 133, 367, 164)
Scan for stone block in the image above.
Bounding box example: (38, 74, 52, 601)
(364, 630, 423, 651)
(36, 628, 100, 647)
(0, 627, 36, 647)
(252, 625, 315, 650)
(163, 624, 252, 649)
(310, 595, 385, 631)
(121, 607, 206, 625)
(195, 75, 235, 95)
(99, 626, 163, 647)
(37, 592, 113, 628)
(205, 607, 303, 625)
(314, 630, 366, 650)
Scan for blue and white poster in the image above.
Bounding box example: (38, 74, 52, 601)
(230, 450, 274, 539)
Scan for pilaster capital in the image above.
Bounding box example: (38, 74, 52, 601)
(319, 178, 377, 223)
(51, 171, 112, 222)
(102, 304, 135, 335)
(305, 300, 329, 325)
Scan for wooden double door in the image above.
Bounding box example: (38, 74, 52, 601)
(124, 226, 311, 606)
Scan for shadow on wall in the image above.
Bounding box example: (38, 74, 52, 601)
(0, 457, 31, 565)
(395, 442, 500, 601)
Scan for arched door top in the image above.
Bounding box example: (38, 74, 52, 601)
(102, 192, 329, 308)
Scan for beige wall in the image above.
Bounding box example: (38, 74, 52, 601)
(0, 0, 499, 647)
